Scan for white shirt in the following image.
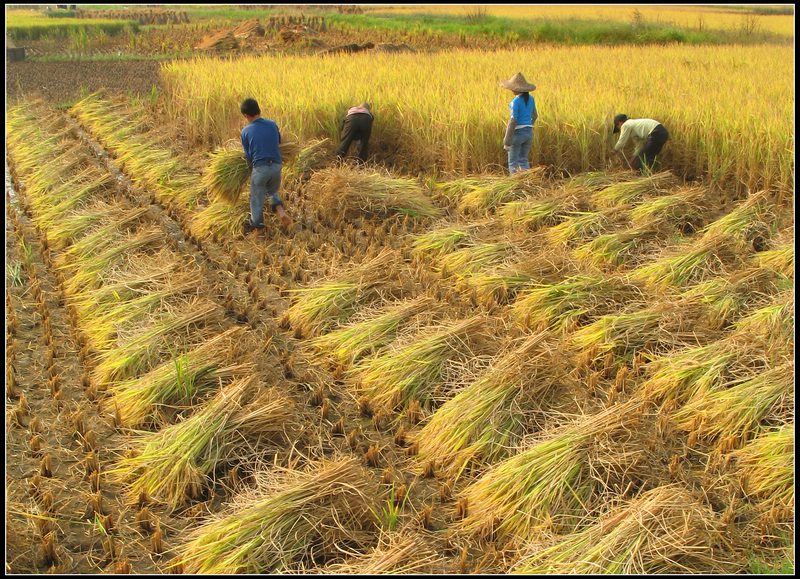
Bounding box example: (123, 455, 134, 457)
(614, 118, 660, 154)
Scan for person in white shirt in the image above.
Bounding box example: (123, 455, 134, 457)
(612, 114, 669, 174)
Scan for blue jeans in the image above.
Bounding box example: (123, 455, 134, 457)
(507, 126, 533, 175)
(250, 163, 283, 227)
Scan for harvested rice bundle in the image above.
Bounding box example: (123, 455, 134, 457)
(733, 424, 793, 515)
(699, 191, 773, 248)
(498, 197, 574, 230)
(111, 376, 294, 509)
(91, 298, 223, 387)
(58, 207, 150, 265)
(171, 457, 378, 574)
(563, 170, 637, 194)
(546, 206, 626, 246)
(307, 296, 433, 366)
(411, 224, 477, 258)
(511, 274, 638, 333)
(414, 332, 561, 480)
(284, 138, 331, 180)
(591, 171, 677, 208)
(677, 267, 790, 330)
(45, 199, 133, 250)
(189, 193, 249, 239)
(627, 237, 732, 291)
(201, 144, 250, 205)
(108, 327, 253, 427)
(31, 172, 115, 229)
(511, 485, 728, 574)
(286, 249, 399, 337)
(629, 186, 706, 229)
(454, 399, 648, 542)
(318, 531, 443, 574)
(753, 244, 794, 278)
(572, 226, 657, 269)
(671, 361, 794, 451)
(729, 291, 794, 351)
(353, 315, 487, 414)
(115, 140, 181, 190)
(310, 166, 442, 219)
(438, 242, 514, 279)
(457, 167, 546, 215)
(460, 268, 535, 305)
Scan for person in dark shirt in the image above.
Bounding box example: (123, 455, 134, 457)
(240, 98, 291, 233)
(335, 102, 373, 163)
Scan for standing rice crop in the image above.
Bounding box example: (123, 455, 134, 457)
(453, 399, 648, 543)
(111, 376, 294, 509)
(352, 316, 486, 414)
(171, 457, 378, 574)
(511, 485, 728, 574)
(414, 332, 561, 480)
(733, 424, 793, 515)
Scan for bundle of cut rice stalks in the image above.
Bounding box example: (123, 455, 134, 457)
(753, 243, 794, 278)
(189, 191, 250, 239)
(733, 424, 793, 519)
(437, 242, 515, 280)
(57, 207, 151, 267)
(111, 376, 295, 510)
(699, 190, 774, 250)
(413, 332, 562, 481)
(90, 298, 223, 387)
(284, 138, 331, 181)
(572, 226, 658, 269)
(510, 485, 731, 574)
(546, 206, 628, 246)
(670, 361, 794, 452)
(30, 171, 115, 230)
(285, 249, 400, 337)
(453, 399, 649, 543)
(201, 143, 251, 205)
(562, 170, 638, 194)
(627, 236, 734, 291)
(317, 530, 444, 574)
(107, 327, 254, 427)
(591, 171, 677, 208)
(45, 199, 134, 250)
(460, 267, 536, 305)
(171, 457, 378, 574)
(352, 315, 487, 414)
(411, 224, 478, 259)
(498, 196, 577, 231)
(511, 274, 640, 333)
(307, 296, 434, 367)
(729, 291, 794, 356)
(433, 167, 546, 215)
(309, 166, 442, 219)
(629, 186, 707, 230)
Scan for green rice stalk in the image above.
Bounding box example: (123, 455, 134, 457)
(353, 316, 486, 413)
(171, 457, 377, 574)
(307, 296, 433, 366)
(411, 224, 476, 258)
(454, 399, 647, 543)
(202, 145, 250, 205)
(733, 424, 793, 512)
(111, 376, 293, 509)
(591, 171, 677, 208)
(189, 193, 250, 239)
(511, 485, 728, 574)
(414, 332, 559, 481)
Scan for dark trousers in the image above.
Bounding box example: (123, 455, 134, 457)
(633, 124, 669, 172)
(336, 113, 373, 162)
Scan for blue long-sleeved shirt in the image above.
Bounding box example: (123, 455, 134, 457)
(509, 94, 538, 127)
(241, 117, 282, 165)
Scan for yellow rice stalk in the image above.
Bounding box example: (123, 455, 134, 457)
(90, 299, 222, 387)
(201, 144, 250, 205)
(58, 207, 150, 265)
(733, 424, 793, 513)
(563, 170, 638, 194)
(411, 224, 477, 258)
(310, 166, 442, 219)
(107, 327, 252, 427)
(498, 196, 574, 230)
(286, 249, 399, 336)
(284, 138, 331, 181)
(699, 191, 773, 247)
(591, 171, 677, 208)
(111, 376, 294, 509)
(729, 291, 794, 350)
(414, 332, 560, 481)
(115, 139, 181, 189)
(627, 237, 727, 290)
(44, 199, 132, 250)
(546, 206, 625, 246)
(189, 193, 250, 239)
(319, 531, 442, 574)
(307, 296, 433, 366)
(438, 242, 514, 279)
(454, 399, 647, 543)
(30, 171, 115, 229)
(753, 244, 794, 278)
(171, 457, 378, 574)
(511, 485, 728, 574)
(629, 186, 706, 228)
(570, 307, 665, 367)
(511, 274, 638, 333)
(572, 226, 657, 269)
(670, 361, 794, 450)
(460, 268, 535, 304)
(353, 316, 486, 414)
(457, 167, 546, 215)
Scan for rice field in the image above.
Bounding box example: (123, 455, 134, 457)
(5, 5, 795, 576)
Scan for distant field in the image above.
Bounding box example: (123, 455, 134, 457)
(6, 9, 137, 40)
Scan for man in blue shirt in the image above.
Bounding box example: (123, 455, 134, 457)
(240, 98, 291, 233)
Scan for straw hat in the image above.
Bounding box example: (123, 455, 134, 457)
(499, 72, 536, 92)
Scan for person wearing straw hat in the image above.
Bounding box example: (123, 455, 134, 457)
(240, 97, 292, 233)
(612, 114, 670, 174)
(336, 102, 374, 163)
(500, 72, 538, 174)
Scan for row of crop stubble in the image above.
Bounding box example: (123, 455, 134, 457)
(161, 45, 793, 195)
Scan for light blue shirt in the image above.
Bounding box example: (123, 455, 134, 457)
(510, 94, 537, 128)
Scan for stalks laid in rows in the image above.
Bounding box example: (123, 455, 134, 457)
(411, 224, 477, 258)
(172, 457, 378, 573)
(733, 424, 793, 514)
(629, 186, 706, 228)
(189, 193, 249, 239)
(591, 171, 677, 207)
(753, 243, 793, 278)
(433, 168, 546, 214)
(498, 197, 575, 230)
(318, 531, 442, 574)
(438, 242, 514, 279)
(546, 206, 626, 246)
(572, 226, 657, 268)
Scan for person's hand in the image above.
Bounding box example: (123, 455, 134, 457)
(503, 145, 511, 151)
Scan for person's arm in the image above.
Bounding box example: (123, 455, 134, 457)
(241, 131, 253, 169)
(531, 96, 538, 125)
(503, 99, 518, 149)
(613, 123, 632, 152)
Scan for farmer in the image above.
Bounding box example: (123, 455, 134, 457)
(500, 72, 538, 175)
(335, 102, 374, 163)
(612, 114, 670, 174)
(240, 97, 292, 233)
